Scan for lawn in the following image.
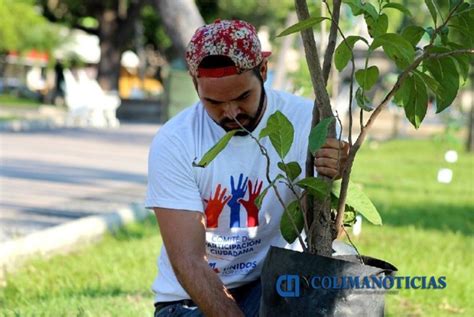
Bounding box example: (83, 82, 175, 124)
(0, 94, 42, 108)
(0, 138, 472, 316)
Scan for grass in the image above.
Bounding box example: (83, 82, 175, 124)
(0, 138, 472, 316)
(0, 217, 161, 317)
(0, 94, 42, 108)
(350, 138, 473, 316)
(0, 115, 22, 122)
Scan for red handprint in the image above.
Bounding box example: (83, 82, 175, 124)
(204, 184, 231, 228)
(238, 179, 263, 227)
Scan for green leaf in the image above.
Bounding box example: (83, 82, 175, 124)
(370, 33, 415, 68)
(403, 73, 428, 128)
(449, 0, 463, 11)
(335, 36, 366, 71)
(296, 177, 330, 199)
(424, 54, 460, 113)
(277, 161, 302, 182)
(393, 74, 413, 106)
(343, 0, 378, 20)
(254, 174, 285, 209)
(193, 130, 240, 167)
(259, 111, 294, 159)
(355, 66, 379, 90)
(308, 117, 334, 155)
(440, 26, 450, 45)
(365, 13, 388, 38)
(414, 71, 442, 96)
(280, 200, 304, 244)
(452, 3, 473, 16)
(401, 26, 425, 47)
(277, 17, 330, 37)
(425, 26, 435, 40)
(355, 87, 374, 111)
(343, 0, 364, 16)
(383, 3, 412, 16)
(425, 0, 437, 25)
(362, 2, 379, 20)
(254, 187, 268, 209)
(343, 210, 357, 226)
(447, 42, 471, 82)
(332, 180, 382, 225)
(452, 9, 474, 47)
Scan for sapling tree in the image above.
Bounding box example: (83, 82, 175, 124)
(195, 0, 473, 258)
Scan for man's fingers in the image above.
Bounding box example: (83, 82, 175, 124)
(316, 148, 344, 160)
(316, 166, 339, 178)
(322, 138, 342, 148)
(321, 139, 350, 152)
(315, 157, 339, 169)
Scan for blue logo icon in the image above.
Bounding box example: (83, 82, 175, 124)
(276, 275, 300, 297)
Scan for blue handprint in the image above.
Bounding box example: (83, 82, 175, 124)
(227, 173, 248, 228)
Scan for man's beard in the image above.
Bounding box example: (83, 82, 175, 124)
(219, 82, 266, 136)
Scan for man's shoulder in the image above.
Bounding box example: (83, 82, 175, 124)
(164, 103, 201, 131)
(150, 102, 202, 150)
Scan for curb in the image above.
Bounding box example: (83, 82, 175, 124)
(0, 203, 150, 281)
(0, 118, 66, 132)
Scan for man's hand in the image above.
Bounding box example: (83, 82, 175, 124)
(314, 138, 350, 179)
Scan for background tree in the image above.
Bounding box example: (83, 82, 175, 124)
(196, 0, 294, 37)
(40, 0, 150, 91)
(0, 0, 60, 53)
(153, 0, 204, 62)
(0, 0, 60, 79)
(39, 0, 207, 91)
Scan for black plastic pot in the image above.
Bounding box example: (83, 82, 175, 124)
(260, 246, 397, 317)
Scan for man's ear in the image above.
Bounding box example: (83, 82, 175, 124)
(260, 59, 269, 82)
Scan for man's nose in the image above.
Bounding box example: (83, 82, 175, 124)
(222, 102, 241, 119)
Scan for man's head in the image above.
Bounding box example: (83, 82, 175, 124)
(185, 19, 271, 134)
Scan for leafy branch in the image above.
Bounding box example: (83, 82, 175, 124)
(333, 9, 474, 235)
(291, 0, 474, 248)
(231, 116, 308, 252)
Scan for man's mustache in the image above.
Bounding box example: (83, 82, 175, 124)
(220, 114, 253, 126)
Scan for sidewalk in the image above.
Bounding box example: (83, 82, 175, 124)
(0, 123, 159, 242)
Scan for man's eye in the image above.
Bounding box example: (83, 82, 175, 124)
(237, 94, 250, 101)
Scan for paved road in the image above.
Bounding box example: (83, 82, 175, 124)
(0, 123, 160, 242)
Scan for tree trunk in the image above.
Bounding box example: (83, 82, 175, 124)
(97, 9, 121, 91)
(154, 0, 204, 61)
(295, 0, 337, 257)
(97, 1, 147, 92)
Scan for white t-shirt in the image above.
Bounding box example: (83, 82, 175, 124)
(145, 88, 314, 302)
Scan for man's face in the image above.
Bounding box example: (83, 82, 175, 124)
(195, 63, 267, 133)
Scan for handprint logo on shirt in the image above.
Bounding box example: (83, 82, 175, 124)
(238, 179, 263, 227)
(204, 184, 231, 228)
(227, 173, 248, 228)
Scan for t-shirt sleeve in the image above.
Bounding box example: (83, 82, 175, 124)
(145, 133, 204, 212)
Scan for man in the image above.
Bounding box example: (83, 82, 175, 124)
(145, 19, 349, 317)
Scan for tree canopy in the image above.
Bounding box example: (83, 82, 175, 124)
(0, 0, 60, 53)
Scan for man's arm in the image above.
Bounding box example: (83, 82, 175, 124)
(153, 208, 244, 317)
